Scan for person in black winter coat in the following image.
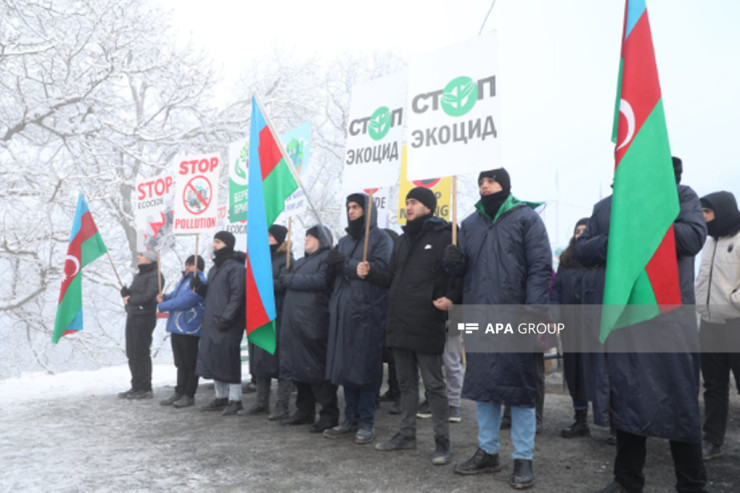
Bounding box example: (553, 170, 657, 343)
(576, 157, 708, 493)
(444, 168, 552, 489)
(118, 250, 164, 400)
(323, 193, 393, 445)
(193, 231, 247, 416)
(361, 187, 460, 466)
(245, 224, 294, 420)
(279, 225, 339, 431)
(550, 218, 592, 438)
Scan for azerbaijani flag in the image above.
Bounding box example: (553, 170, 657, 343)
(601, 0, 681, 341)
(246, 97, 299, 354)
(53, 194, 108, 343)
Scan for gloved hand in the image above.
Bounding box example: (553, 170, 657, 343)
(326, 247, 345, 268)
(279, 270, 292, 288)
(190, 274, 203, 290)
(443, 244, 463, 267)
(120, 286, 131, 297)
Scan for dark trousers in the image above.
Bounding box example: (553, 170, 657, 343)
(563, 352, 588, 410)
(700, 347, 740, 446)
(383, 347, 401, 399)
(125, 314, 156, 392)
(295, 381, 339, 424)
(171, 333, 200, 398)
(343, 386, 376, 429)
(614, 430, 706, 493)
(394, 347, 449, 441)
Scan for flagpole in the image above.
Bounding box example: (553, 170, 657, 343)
(106, 251, 123, 288)
(193, 234, 199, 293)
(451, 176, 458, 245)
(362, 191, 374, 262)
(286, 217, 292, 269)
(253, 93, 325, 229)
(156, 249, 162, 294)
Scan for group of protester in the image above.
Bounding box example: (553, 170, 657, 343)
(115, 159, 739, 492)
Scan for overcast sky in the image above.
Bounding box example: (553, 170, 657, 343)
(160, 0, 740, 246)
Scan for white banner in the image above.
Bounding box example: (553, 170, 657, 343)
(135, 172, 175, 252)
(173, 153, 222, 234)
(405, 30, 501, 181)
(342, 69, 406, 189)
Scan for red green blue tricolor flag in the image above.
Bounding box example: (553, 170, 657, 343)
(602, 0, 681, 341)
(246, 96, 299, 354)
(53, 194, 108, 343)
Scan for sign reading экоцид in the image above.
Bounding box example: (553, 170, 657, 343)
(173, 153, 221, 234)
(342, 69, 406, 190)
(405, 30, 501, 181)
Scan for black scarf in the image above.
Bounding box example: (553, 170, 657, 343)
(138, 262, 157, 274)
(346, 216, 365, 239)
(403, 214, 432, 240)
(480, 191, 509, 220)
(213, 246, 234, 267)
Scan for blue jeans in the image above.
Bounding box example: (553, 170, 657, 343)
(343, 386, 376, 429)
(476, 401, 535, 460)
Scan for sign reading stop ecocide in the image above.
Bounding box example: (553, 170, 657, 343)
(173, 153, 221, 234)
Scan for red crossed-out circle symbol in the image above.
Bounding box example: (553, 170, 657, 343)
(182, 175, 212, 215)
(411, 178, 441, 189)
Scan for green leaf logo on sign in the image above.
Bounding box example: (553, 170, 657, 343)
(441, 76, 478, 117)
(368, 106, 392, 141)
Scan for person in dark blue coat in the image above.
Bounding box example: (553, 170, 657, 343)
(323, 193, 392, 445)
(157, 255, 206, 408)
(279, 225, 339, 432)
(550, 218, 592, 438)
(445, 168, 552, 489)
(192, 231, 247, 416)
(245, 224, 294, 420)
(576, 157, 708, 493)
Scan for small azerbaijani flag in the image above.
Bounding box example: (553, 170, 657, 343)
(601, 0, 681, 341)
(246, 96, 299, 354)
(53, 194, 108, 343)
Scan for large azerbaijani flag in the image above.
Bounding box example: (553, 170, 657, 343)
(246, 97, 299, 354)
(601, 0, 681, 341)
(53, 194, 108, 343)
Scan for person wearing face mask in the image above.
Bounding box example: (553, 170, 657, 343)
(322, 193, 393, 445)
(358, 187, 460, 466)
(243, 224, 294, 421)
(191, 231, 247, 416)
(695, 191, 740, 462)
(443, 168, 552, 489)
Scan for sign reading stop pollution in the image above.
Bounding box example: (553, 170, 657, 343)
(173, 153, 221, 234)
(135, 172, 175, 252)
(405, 30, 501, 181)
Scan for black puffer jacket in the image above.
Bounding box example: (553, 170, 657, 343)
(125, 262, 164, 317)
(366, 216, 460, 355)
(280, 226, 333, 383)
(196, 251, 246, 384)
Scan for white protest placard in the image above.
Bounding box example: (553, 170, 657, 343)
(342, 69, 406, 190)
(173, 153, 221, 234)
(135, 172, 175, 252)
(405, 30, 501, 181)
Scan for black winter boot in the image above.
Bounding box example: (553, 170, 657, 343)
(561, 409, 590, 438)
(510, 459, 534, 489)
(453, 448, 501, 475)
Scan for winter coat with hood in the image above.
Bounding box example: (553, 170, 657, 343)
(695, 191, 740, 323)
(158, 270, 206, 337)
(125, 262, 164, 317)
(279, 225, 334, 383)
(574, 184, 707, 442)
(195, 250, 246, 384)
(326, 194, 393, 390)
(456, 195, 553, 406)
(365, 216, 460, 355)
(249, 241, 294, 378)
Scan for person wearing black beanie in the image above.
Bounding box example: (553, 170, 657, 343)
(477, 168, 511, 220)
